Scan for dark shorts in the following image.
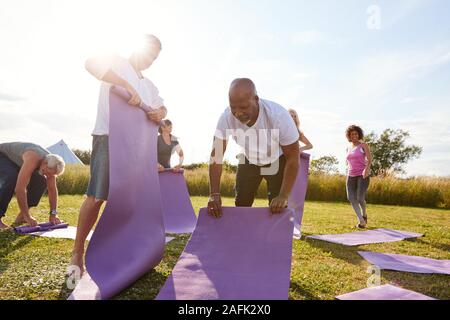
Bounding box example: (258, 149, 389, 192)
(0, 152, 47, 217)
(86, 135, 109, 201)
(235, 155, 286, 207)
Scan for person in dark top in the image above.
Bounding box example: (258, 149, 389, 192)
(157, 120, 184, 172)
(0, 142, 66, 229)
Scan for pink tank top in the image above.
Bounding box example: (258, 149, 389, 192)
(347, 144, 367, 177)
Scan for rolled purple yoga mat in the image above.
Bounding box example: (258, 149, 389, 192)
(159, 170, 197, 234)
(156, 207, 295, 300)
(288, 153, 310, 229)
(83, 87, 166, 299)
(14, 222, 69, 235)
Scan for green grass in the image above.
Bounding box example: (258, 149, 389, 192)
(0, 195, 449, 300)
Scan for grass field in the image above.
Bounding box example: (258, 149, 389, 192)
(0, 195, 449, 300)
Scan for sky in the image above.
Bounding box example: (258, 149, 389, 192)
(0, 0, 449, 176)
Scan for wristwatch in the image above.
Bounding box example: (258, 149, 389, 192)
(49, 209, 58, 216)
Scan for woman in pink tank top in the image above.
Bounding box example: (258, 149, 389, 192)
(345, 125, 372, 228)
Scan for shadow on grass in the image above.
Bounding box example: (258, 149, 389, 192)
(289, 281, 323, 300)
(0, 231, 35, 275)
(381, 271, 450, 300)
(405, 237, 450, 254)
(304, 237, 366, 266)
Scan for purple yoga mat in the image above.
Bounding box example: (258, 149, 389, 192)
(337, 284, 437, 300)
(79, 87, 166, 299)
(14, 222, 69, 235)
(358, 251, 450, 275)
(156, 207, 295, 300)
(288, 153, 310, 236)
(159, 170, 197, 234)
(307, 228, 423, 246)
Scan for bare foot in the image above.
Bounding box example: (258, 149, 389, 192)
(0, 220, 12, 231)
(70, 251, 86, 275)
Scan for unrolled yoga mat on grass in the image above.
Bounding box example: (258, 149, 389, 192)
(337, 284, 437, 300)
(30, 226, 93, 241)
(156, 207, 295, 300)
(159, 170, 197, 234)
(307, 228, 423, 246)
(358, 251, 450, 275)
(288, 153, 310, 238)
(73, 87, 166, 300)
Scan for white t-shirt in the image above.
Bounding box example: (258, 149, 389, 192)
(86, 55, 164, 135)
(215, 99, 299, 165)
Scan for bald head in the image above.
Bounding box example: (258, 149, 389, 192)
(228, 78, 260, 125)
(229, 78, 257, 100)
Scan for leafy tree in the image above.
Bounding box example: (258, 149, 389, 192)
(311, 155, 339, 175)
(72, 149, 91, 165)
(364, 129, 422, 176)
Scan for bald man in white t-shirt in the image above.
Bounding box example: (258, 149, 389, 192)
(208, 78, 300, 217)
(71, 34, 167, 273)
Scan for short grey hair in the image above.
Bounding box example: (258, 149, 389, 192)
(45, 154, 66, 176)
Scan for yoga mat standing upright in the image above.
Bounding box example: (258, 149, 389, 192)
(288, 153, 310, 236)
(83, 87, 166, 299)
(157, 207, 295, 300)
(159, 170, 197, 234)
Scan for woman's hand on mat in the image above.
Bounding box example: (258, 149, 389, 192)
(270, 195, 289, 214)
(158, 164, 165, 172)
(49, 215, 61, 225)
(125, 83, 142, 106)
(172, 165, 182, 173)
(207, 194, 222, 218)
(24, 215, 38, 227)
(147, 108, 165, 123)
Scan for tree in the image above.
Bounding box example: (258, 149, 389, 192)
(311, 155, 339, 175)
(72, 149, 91, 165)
(365, 129, 422, 177)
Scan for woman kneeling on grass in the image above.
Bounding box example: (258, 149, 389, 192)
(345, 125, 372, 228)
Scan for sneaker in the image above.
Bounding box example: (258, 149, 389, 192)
(356, 223, 367, 229)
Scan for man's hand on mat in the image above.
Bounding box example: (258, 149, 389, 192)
(270, 195, 289, 214)
(14, 213, 27, 225)
(147, 108, 165, 123)
(24, 215, 38, 227)
(207, 194, 222, 218)
(125, 84, 142, 106)
(49, 215, 61, 225)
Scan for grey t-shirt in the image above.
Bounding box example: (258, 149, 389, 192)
(0, 142, 49, 167)
(157, 135, 179, 169)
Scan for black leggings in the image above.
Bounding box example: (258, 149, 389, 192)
(235, 156, 286, 207)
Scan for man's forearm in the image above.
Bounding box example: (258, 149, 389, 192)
(15, 189, 29, 216)
(209, 163, 223, 195)
(101, 70, 129, 88)
(279, 157, 299, 198)
(48, 187, 58, 211)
